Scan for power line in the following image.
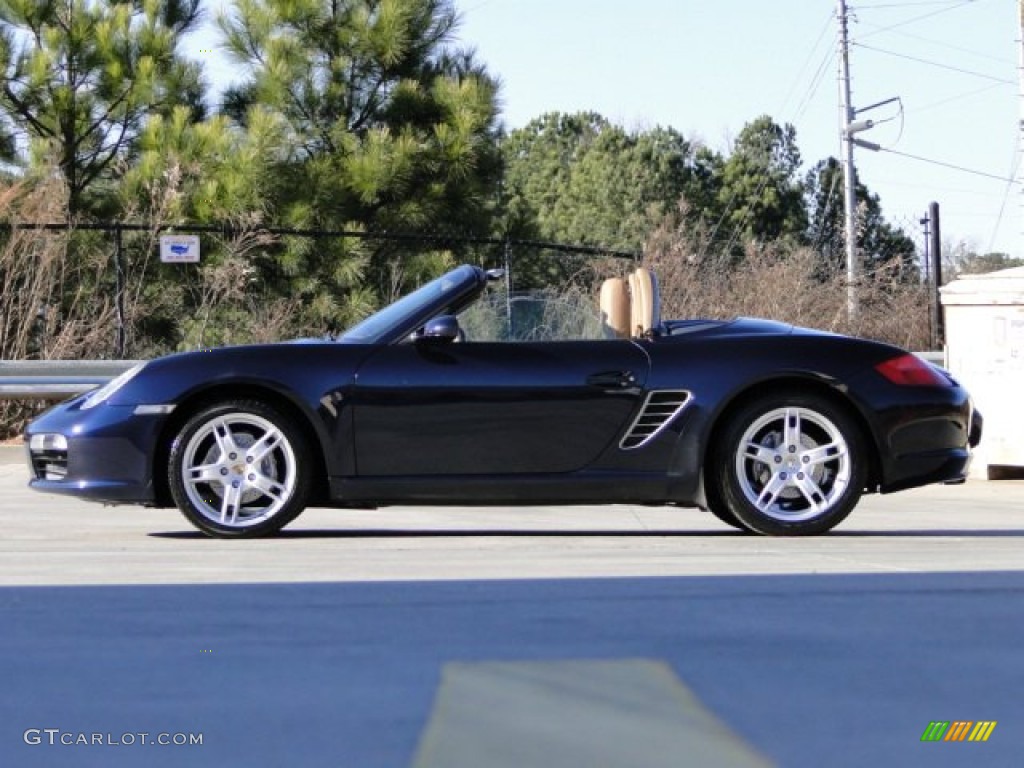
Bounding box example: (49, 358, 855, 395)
(863, 176, 1010, 196)
(779, 10, 835, 116)
(856, 21, 1013, 67)
(698, 9, 835, 261)
(986, 139, 1020, 253)
(855, 0, 979, 40)
(811, 164, 842, 253)
(876, 146, 1021, 184)
(853, 42, 1014, 84)
(909, 81, 1009, 113)
(794, 48, 836, 122)
(854, 0, 976, 8)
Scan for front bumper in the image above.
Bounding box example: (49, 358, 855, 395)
(25, 397, 167, 505)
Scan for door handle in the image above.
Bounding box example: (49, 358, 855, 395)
(587, 370, 637, 388)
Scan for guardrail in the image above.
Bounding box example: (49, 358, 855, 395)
(0, 352, 948, 401)
(0, 361, 143, 400)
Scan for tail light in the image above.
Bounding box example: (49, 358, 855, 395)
(875, 354, 951, 387)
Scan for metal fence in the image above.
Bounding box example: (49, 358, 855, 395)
(0, 360, 141, 400)
(0, 221, 640, 362)
(1, 217, 943, 401)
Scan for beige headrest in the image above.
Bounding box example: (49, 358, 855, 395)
(629, 267, 655, 337)
(599, 277, 631, 339)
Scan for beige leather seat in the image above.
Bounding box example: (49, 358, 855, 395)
(599, 277, 631, 339)
(628, 267, 659, 337)
(600, 268, 660, 339)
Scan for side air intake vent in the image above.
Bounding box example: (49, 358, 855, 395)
(620, 390, 692, 450)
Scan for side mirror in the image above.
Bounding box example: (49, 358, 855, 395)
(417, 315, 461, 343)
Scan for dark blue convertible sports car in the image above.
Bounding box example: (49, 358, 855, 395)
(26, 264, 981, 537)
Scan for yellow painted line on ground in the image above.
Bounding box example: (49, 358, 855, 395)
(413, 659, 774, 768)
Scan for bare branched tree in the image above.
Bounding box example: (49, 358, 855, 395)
(645, 202, 930, 350)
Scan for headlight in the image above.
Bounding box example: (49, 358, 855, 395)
(29, 434, 67, 452)
(80, 363, 146, 410)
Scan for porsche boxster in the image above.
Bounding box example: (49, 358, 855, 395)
(26, 264, 981, 537)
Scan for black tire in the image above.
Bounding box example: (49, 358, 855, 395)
(168, 400, 312, 538)
(709, 392, 867, 536)
(704, 498, 753, 533)
(702, 470, 752, 532)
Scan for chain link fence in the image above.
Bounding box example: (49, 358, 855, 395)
(0, 209, 942, 438)
(0, 219, 640, 362)
(1, 206, 939, 363)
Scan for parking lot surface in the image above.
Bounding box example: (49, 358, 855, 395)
(2, 446, 1022, 767)
(3, 446, 1024, 586)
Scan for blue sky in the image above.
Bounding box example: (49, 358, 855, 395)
(191, 0, 1023, 258)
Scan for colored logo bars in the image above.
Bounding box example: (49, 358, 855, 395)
(921, 721, 997, 742)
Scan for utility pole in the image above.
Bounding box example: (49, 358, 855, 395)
(1018, 0, 1024, 235)
(837, 0, 889, 322)
(920, 212, 933, 349)
(837, 0, 858, 322)
(920, 214, 930, 285)
(929, 201, 943, 347)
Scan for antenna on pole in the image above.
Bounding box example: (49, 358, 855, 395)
(838, 0, 859, 322)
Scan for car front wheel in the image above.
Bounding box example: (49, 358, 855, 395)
(710, 393, 867, 536)
(168, 400, 312, 538)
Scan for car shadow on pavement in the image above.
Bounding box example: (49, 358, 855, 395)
(147, 528, 747, 539)
(828, 528, 1024, 537)
(147, 527, 1024, 539)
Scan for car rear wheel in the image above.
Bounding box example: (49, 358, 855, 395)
(710, 393, 866, 535)
(704, 500, 752, 532)
(168, 400, 312, 538)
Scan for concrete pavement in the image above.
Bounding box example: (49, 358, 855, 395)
(2, 444, 1024, 585)
(4, 444, 1024, 767)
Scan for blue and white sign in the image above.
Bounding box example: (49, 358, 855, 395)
(159, 235, 201, 263)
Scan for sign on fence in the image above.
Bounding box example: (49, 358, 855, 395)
(159, 235, 201, 263)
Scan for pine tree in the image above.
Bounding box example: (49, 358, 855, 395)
(0, 0, 205, 216)
(218, 0, 501, 307)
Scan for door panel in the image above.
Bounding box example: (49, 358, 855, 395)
(352, 341, 649, 476)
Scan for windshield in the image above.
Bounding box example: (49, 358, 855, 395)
(340, 265, 481, 343)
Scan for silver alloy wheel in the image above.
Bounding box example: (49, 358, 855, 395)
(734, 406, 851, 522)
(180, 412, 297, 529)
